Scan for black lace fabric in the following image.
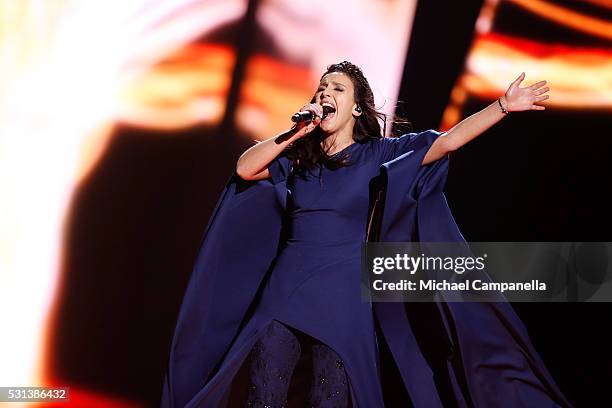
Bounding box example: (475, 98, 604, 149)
(245, 320, 349, 408)
(309, 343, 349, 407)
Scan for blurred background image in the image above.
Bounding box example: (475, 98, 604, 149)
(0, 0, 610, 406)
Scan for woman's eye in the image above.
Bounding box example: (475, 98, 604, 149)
(335, 88, 343, 92)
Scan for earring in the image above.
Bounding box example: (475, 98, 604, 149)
(355, 106, 362, 113)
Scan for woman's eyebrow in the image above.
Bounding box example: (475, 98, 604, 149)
(318, 81, 346, 88)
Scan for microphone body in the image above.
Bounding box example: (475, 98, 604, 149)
(291, 106, 334, 123)
(291, 110, 316, 123)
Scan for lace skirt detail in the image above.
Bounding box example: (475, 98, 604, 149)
(245, 320, 349, 408)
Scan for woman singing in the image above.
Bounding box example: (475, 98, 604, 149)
(161, 61, 572, 407)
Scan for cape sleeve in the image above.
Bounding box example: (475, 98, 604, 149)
(374, 129, 446, 165)
(376, 130, 573, 408)
(161, 161, 290, 407)
(267, 151, 292, 184)
(414, 161, 574, 407)
(376, 129, 450, 241)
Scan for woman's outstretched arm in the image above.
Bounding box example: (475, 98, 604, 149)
(422, 72, 550, 165)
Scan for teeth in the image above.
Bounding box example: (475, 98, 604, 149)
(322, 102, 336, 112)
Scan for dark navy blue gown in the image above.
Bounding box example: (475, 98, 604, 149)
(162, 130, 572, 408)
(184, 136, 420, 407)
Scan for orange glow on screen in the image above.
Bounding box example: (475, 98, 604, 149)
(442, 0, 612, 129)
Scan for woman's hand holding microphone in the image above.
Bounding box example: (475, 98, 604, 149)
(288, 103, 324, 141)
(236, 102, 326, 180)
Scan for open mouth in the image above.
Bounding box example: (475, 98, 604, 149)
(321, 102, 336, 120)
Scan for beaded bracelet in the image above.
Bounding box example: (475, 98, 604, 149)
(498, 97, 509, 114)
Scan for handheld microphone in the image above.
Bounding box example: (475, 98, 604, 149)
(291, 105, 334, 123)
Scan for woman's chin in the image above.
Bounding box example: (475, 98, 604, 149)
(320, 124, 334, 134)
(320, 119, 337, 134)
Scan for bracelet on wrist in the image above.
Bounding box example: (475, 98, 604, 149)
(498, 97, 509, 114)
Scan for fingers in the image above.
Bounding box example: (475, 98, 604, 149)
(295, 116, 320, 138)
(304, 121, 319, 135)
(531, 105, 546, 111)
(301, 103, 323, 118)
(528, 80, 547, 90)
(534, 86, 549, 95)
(511, 72, 525, 88)
(535, 95, 549, 102)
(293, 102, 324, 139)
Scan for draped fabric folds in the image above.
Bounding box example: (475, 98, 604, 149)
(161, 130, 572, 408)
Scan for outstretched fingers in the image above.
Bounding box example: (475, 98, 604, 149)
(511, 72, 526, 89)
(504, 73, 550, 112)
(528, 80, 547, 90)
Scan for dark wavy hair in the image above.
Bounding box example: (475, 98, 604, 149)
(286, 61, 398, 173)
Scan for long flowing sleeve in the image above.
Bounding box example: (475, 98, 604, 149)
(375, 129, 573, 408)
(161, 157, 290, 407)
(267, 152, 292, 184)
(374, 129, 445, 165)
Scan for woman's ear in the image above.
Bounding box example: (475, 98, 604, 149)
(353, 104, 362, 116)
